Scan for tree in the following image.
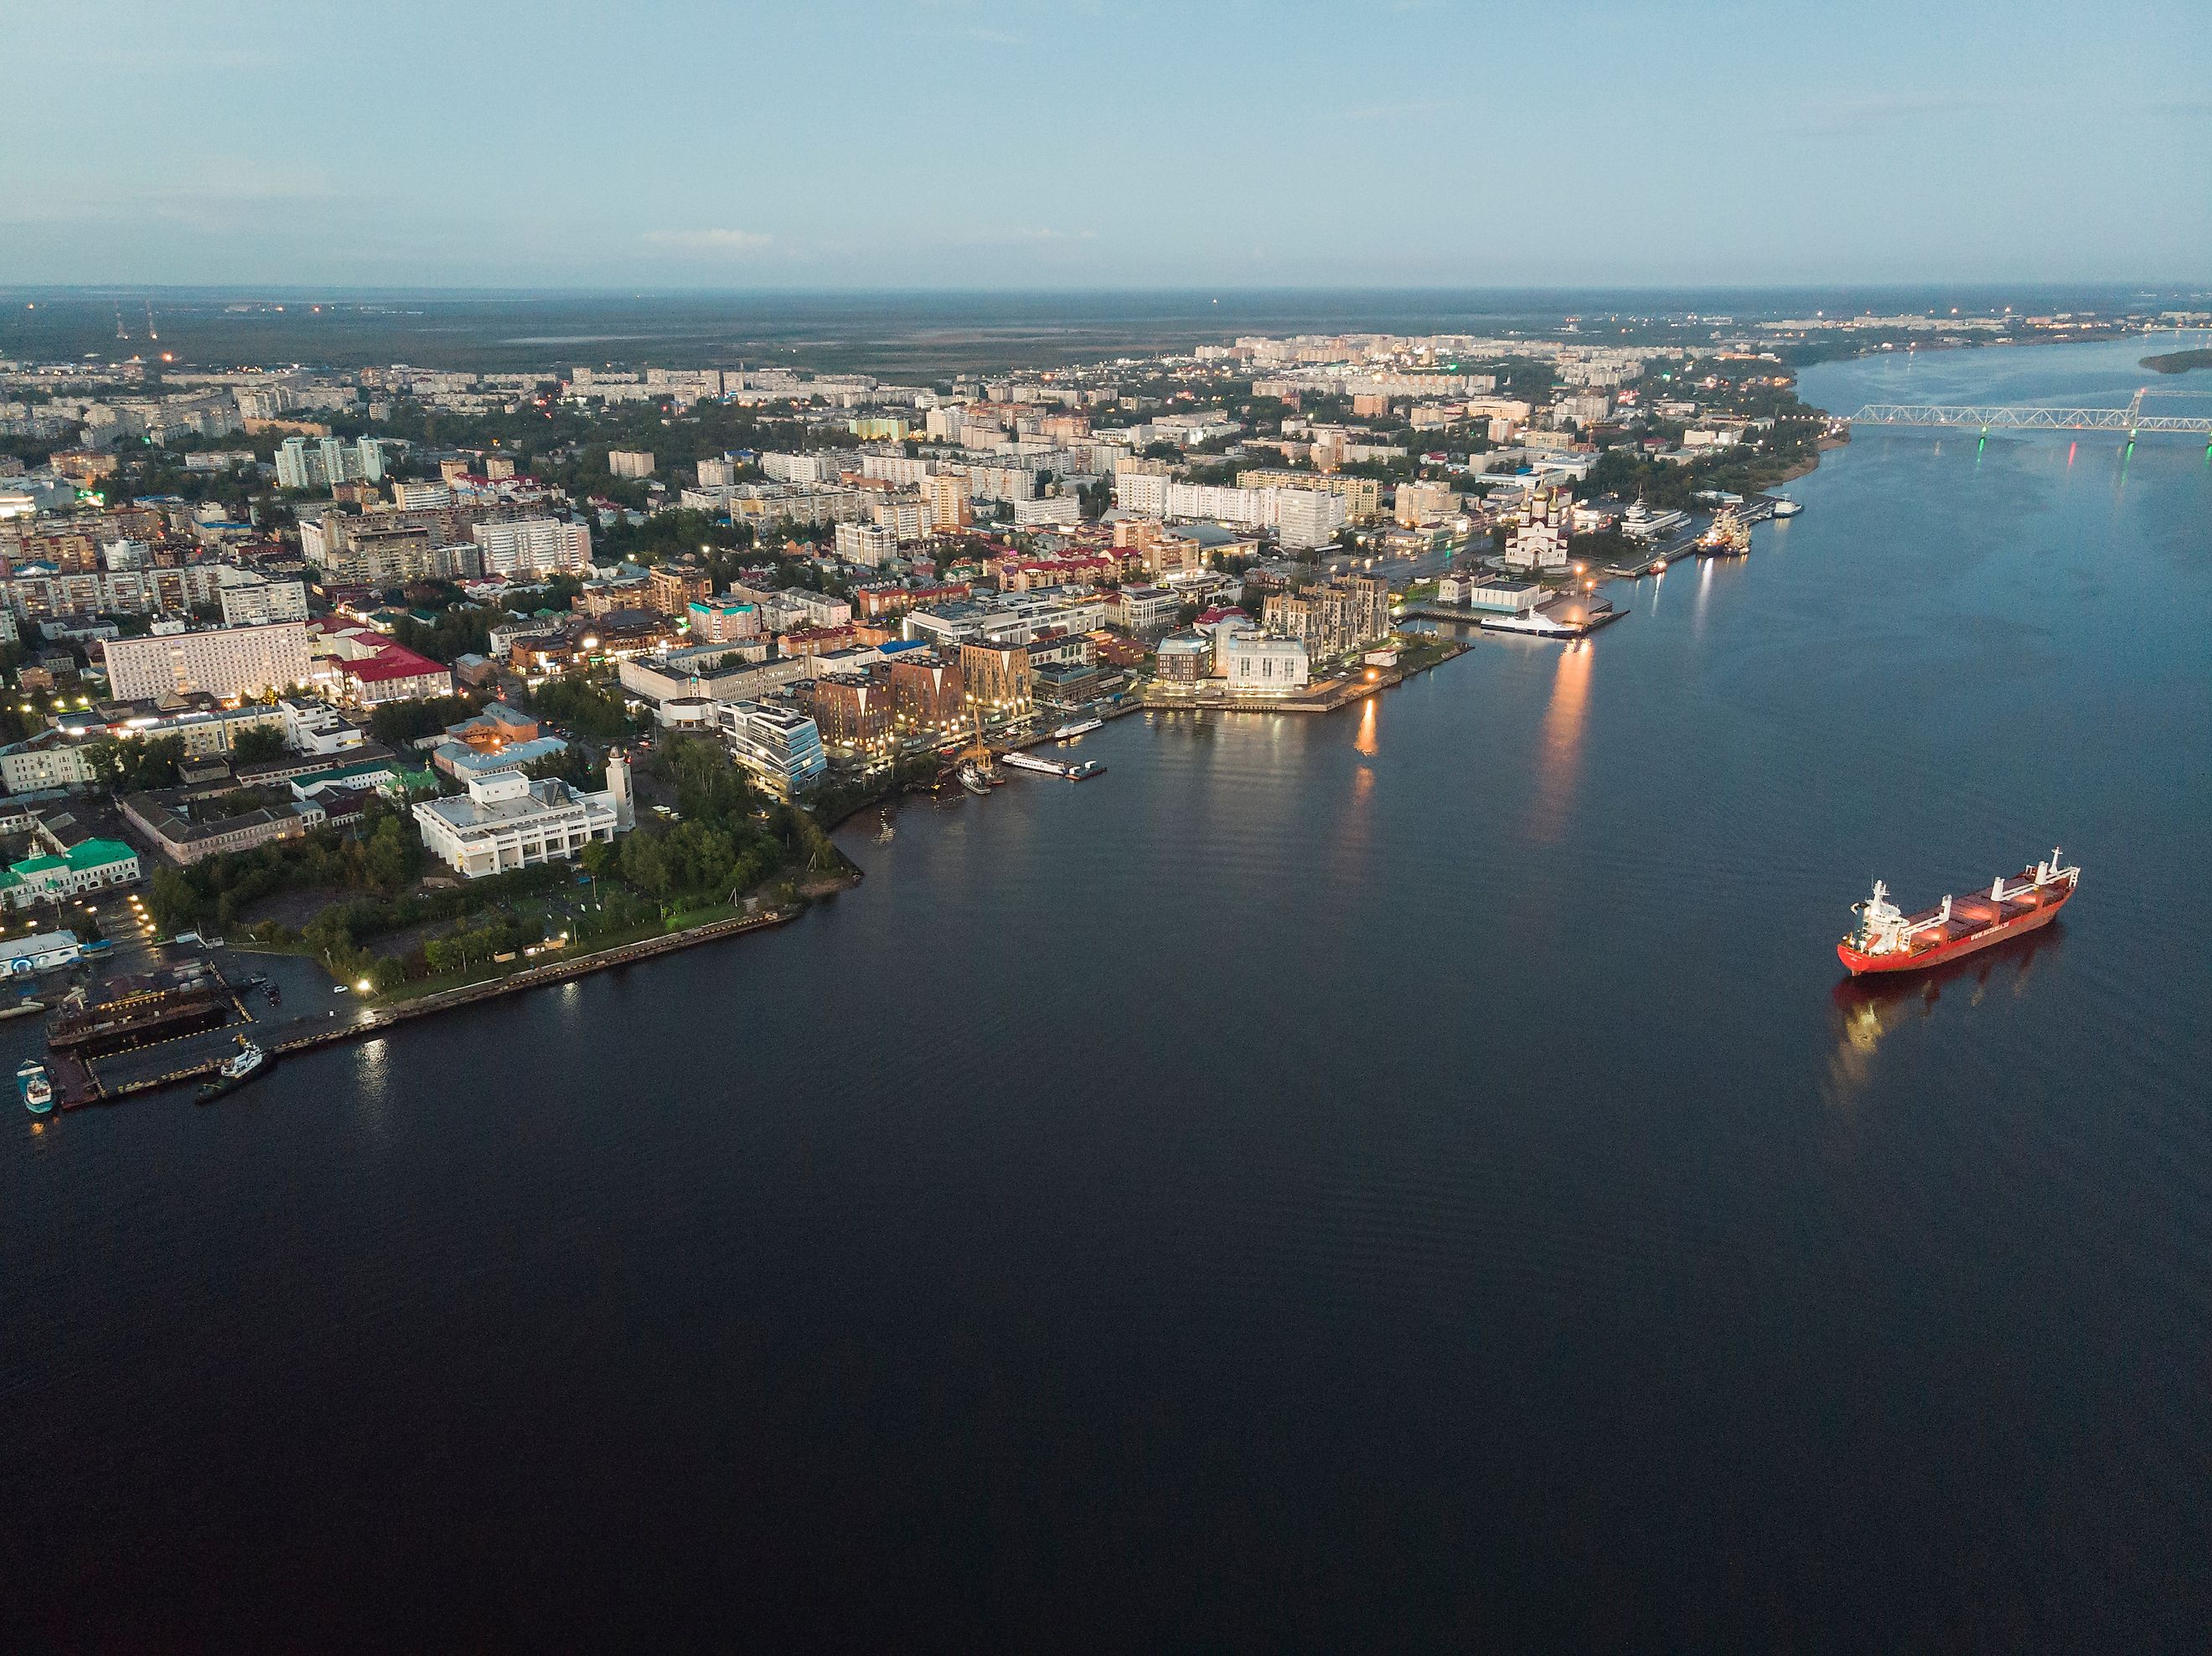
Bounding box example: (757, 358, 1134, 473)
(369, 696, 476, 749)
(232, 726, 287, 764)
(90, 735, 186, 793)
(528, 678, 637, 742)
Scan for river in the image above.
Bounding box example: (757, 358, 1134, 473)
(5, 337, 2208, 1647)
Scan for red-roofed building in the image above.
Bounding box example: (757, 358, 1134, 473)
(311, 622, 454, 705)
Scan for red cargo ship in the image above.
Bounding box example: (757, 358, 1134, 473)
(1837, 849, 2080, 976)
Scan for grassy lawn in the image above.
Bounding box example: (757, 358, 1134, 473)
(357, 898, 752, 1009)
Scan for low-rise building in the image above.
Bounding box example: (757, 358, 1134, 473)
(0, 730, 99, 793)
(412, 758, 629, 879)
(121, 790, 327, 865)
(1216, 627, 1310, 695)
(0, 838, 141, 908)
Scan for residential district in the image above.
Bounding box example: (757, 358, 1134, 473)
(0, 300, 2182, 1105)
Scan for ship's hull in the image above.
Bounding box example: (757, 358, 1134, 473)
(1837, 879, 2075, 975)
(196, 1057, 270, 1105)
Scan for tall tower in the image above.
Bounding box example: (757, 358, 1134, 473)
(604, 751, 634, 830)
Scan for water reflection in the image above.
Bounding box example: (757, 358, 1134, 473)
(1528, 641, 1591, 843)
(1353, 697, 1379, 757)
(1824, 924, 2064, 1102)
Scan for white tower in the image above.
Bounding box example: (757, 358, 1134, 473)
(605, 751, 633, 830)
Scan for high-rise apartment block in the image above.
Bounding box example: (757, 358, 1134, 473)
(102, 620, 313, 703)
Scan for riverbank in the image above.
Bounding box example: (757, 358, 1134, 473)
(54, 876, 859, 1109)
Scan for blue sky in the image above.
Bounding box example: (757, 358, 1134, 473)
(4, 0, 2206, 289)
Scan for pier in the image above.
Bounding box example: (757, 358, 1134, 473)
(53, 904, 809, 1111)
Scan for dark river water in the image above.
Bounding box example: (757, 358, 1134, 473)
(6, 338, 2209, 1648)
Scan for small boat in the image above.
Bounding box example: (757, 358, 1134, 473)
(1066, 761, 1106, 781)
(1770, 496, 1803, 518)
(957, 763, 991, 797)
(1053, 717, 1103, 740)
(875, 809, 896, 843)
(18, 1060, 53, 1115)
(0, 998, 45, 1021)
(196, 1040, 269, 1104)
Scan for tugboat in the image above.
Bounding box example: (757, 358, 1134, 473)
(195, 1039, 269, 1104)
(18, 1059, 53, 1116)
(957, 762, 992, 797)
(1837, 849, 2080, 976)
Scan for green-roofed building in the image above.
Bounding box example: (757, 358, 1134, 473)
(1, 837, 141, 910)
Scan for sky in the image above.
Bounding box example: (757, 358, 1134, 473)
(3, 0, 2207, 291)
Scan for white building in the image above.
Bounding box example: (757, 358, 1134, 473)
(101, 620, 313, 703)
(1216, 626, 1310, 695)
(412, 759, 628, 880)
(835, 522, 898, 565)
(1011, 494, 1082, 528)
(391, 479, 453, 510)
(216, 568, 309, 627)
(1276, 488, 1349, 550)
(607, 450, 654, 479)
(472, 518, 592, 577)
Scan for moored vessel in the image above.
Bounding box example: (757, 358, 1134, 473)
(1053, 717, 1103, 740)
(1698, 505, 1751, 555)
(195, 1040, 269, 1104)
(18, 1059, 52, 1115)
(1837, 849, 2080, 975)
(1003, 751, 1072, 777)
(957, 762, 992, 797)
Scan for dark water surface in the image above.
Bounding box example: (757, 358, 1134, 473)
(7, 338, 2209, 1648)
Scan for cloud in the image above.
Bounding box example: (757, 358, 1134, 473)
(642, 228, 774, 255)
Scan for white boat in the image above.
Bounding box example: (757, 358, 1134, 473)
(1065, 761, 1106, 781)
(957, 763, 992, 797)
(196, 1040, 267, 1103)
(18, 1059, 52, 1115)
(1052, 718, 1103, 740)
(1003, 751, 1072, 777)
(1770, 496, 1803, 518)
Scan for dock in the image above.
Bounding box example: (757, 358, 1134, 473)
(53, 904, 809, 1111)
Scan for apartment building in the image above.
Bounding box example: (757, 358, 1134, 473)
(102, 620, 313, 702)
(959, 641, 1032, 717)
(216, 568, 309, 627)
(471, 517, 591, 578)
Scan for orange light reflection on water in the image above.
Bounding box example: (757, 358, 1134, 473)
(1354, 696, 1379, 757)
(1528, 640, 1591, 843)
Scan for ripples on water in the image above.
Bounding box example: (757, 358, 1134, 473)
(3, 338, 2209, 1646)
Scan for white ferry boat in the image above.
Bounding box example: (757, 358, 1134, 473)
(1053, 718, 1103, 740)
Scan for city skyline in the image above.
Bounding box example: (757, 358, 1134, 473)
(5, 0, 2206, 290)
